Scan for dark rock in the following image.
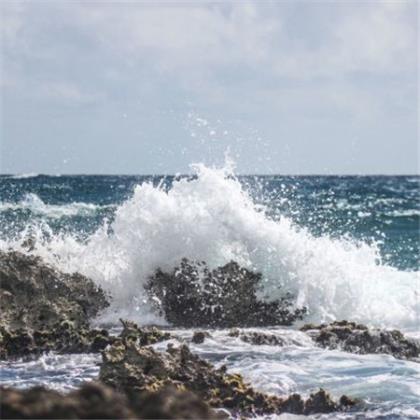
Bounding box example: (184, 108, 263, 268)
(99, 339, 357, 416)
(191, 331, 210, 344)
(301, 320, 420, 361)
(129, 385, 225, 419)
(0, 318, 173, 361)
(0, 382, 222, 419)
(276, 388, 357, 415)
(0, 382, 134, 419)
(146, 259, 306, 328)
(304, 388, 342, 414)
(0, 323, 115, 360)
(119, 319, 171, 346)
(0, 251, 109, 330)
(228, 329, 286, 346)
(0, 251, 110, 359)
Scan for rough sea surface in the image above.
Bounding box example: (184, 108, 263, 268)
(0, 168, 419, 418)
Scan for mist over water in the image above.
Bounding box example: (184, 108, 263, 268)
(0, 165, 418, 330)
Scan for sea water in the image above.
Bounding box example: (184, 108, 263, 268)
(0, 166, 419, 418)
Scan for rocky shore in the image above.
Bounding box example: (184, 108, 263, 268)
(1, 382, 223, 419)
(98, 330, 356, 416)
(301, 320, 420, 361)
(2, 251, 419, 418)
(0, 251, 110, 359)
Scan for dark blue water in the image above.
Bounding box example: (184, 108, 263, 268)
(1, 174, 418, 270)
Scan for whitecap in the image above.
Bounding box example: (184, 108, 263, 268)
(0, 193, 113, 218)
(1, 163, 419, 331)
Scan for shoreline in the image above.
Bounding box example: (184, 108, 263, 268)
(1, 250, 419, 418)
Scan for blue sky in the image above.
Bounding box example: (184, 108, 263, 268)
(0, 1, 418, 174)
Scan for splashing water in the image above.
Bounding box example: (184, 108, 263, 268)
(1, 163, 418, 330)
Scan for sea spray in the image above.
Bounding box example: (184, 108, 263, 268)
(0, 163, 418, 329)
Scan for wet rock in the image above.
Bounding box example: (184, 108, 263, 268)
(129, 385, 225, 419)
(0, 382, 133, 419)
(146, 259, 306, 328)
(99, 339, 357, 416)
(0, 318, 173, 360)
(228, 329, 286, 346)
(277, 388, 357, 415)
(301, 320, 420, 361)
(0, 323, 115, 360)
(0, 382, 222, 419)
(191, 331, 211, 344)
(304, 388, 342, 414)
(119, 319, 171, 346)
(0, 251, 109, 330)
(0, 251, 109, 359)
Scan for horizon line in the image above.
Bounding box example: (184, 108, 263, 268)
(0, 173, 419, 177)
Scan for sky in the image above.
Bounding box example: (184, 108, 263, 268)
(0, 1, 418, 175)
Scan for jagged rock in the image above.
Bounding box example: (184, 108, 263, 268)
(119, 319, 171, 346)
(228, 329, 286, 346)
(129, 385, 225, 419)
(99, 339, 357, 416)
(0, 251, 109, 359)
(0, 323, 115, 360)
(191, 331, 211, 344)
(304, 388, 346, 414)
(0, 382, 222, 419)
(0, 318, 173, 360)
(301, 320, 420, 361)
(146, 259, 306, 328)
(0, 382, 133, 419)
(0, 251, 109, 330)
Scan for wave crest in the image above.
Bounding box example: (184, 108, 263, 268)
(1, 164, 418, 330)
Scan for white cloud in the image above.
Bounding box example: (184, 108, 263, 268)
(1, 1, 416, 91)
(0, 1, 25, 48)
(70, 2, 277, 72)
(0, 1, 417, 174)
(61, 1, 416, 79)
(330, 2, 416, 73)
(41, 81, 102, 104)
(269, 2, 416, 79)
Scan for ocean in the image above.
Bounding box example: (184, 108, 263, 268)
(0, 167, 419, 418)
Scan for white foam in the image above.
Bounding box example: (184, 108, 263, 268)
(1, 164, 419, 330)
(385, 209, 420, 218)
(0, 193, 112, 218)
(9, 173, 40, 179)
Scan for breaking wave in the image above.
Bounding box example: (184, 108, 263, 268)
(1, 164, 419, 330)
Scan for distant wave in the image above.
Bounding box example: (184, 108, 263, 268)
(6, 173, 66, 179)
(9, 173, 40, 179)
(0, 193, 114, 218)
(384, 209, 420, 218)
